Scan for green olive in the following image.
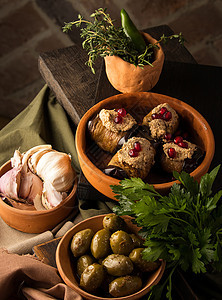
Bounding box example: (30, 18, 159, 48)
(70, 228, 94, 257)
(77, 254, 95, 277)
(129, 233, 144, 248)
(110, 230, 134, 255)
(102, 254, 133, 276)
(129, 248, 160, 272)
(103, 214, 126, 232)
(91, 228, 111, 259)
(109, 275, 142, 297)
(80, 263, 105, 292)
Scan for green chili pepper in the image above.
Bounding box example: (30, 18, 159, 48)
(120, 8, 146, 53)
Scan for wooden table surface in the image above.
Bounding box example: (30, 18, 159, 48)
(37, 24, 222, 300)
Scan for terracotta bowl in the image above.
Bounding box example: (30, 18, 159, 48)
(0, 161, 78, 233)
(75, 92, 215, 200)
(104, 32, 164, 93)
(56, 214, 166, 300)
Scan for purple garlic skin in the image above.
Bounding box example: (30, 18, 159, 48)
(0, 167, 21, 200)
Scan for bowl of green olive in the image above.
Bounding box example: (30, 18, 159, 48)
(56, 214, 165, 300)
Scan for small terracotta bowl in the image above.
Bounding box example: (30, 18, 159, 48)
(104, 32, 164, 93)
(75, 92, 215, 200)
(0, 161, 78, 233)
(56, 214, 166, 300)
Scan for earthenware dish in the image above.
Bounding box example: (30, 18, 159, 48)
(75, 92, 215, 200)
(104, 32, 164, 93)
(56, 214, 166, 300)
(0, 161, 77, 233)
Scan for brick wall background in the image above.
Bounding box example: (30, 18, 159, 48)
(0, 0, 222, 123)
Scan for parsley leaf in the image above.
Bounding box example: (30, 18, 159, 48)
(111, 165, 222, 299)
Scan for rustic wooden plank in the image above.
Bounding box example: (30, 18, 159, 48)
(33, 237, 61, 268)
(38, 25, 196, 125)
(38, 45, 103, 124)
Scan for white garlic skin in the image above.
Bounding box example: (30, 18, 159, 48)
(34, 151, 75, 193)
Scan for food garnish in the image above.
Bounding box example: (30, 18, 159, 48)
(63, 8, 184, 73)
(111, 165, 222, 299)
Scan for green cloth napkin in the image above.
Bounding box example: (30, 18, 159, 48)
(0, 85, 80, 172)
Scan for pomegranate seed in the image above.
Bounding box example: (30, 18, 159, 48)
(152, 113, 162, 120)
(163, 111, 172, 121)
(117, 108, 126, 117)
(129, 149, 138, 157)
(174, 136, 183, 144)
(168, 148, 176, 158)
(134, 142, 141, 151)
(178, 141, 188, 148)
(114, 115, 122, 124)
(160, 107, 167, 115)
(164, 133, 172, 140)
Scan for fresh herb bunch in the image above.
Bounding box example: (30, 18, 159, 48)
(111, 165, 222, 300)
(63, 8, 184, 73)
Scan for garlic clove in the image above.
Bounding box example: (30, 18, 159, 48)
(28, 173, 43, 202)
(36, 151, 75, 192)
(0, 167, 21, 200)
(42, 181, 67, 209)
(19, 170, 43, 204)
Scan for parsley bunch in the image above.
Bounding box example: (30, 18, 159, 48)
(63, 8, 184, 73)
(111, 165, 222, 299)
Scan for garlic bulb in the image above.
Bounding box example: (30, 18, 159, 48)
(34, 151, 75, 192)
(22, 145, 52, 171)
(27, 148, 52, 173)
(0, 145, 75, 210)
(26, 145, 76, 208)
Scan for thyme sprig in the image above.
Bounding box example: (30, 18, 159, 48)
(63, 8, 184, 73)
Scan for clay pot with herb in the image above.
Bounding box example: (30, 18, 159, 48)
(63, 8, 184, 93)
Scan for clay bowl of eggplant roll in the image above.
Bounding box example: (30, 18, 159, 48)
(0, 145, 78, 233)
(75, 92, 215, 200)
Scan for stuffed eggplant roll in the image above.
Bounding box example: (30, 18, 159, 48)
(160, 137, 202, 174)
(88, 108, 137, 153)
(107, 137, 155, 179)
(142, 103, 179, 141)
